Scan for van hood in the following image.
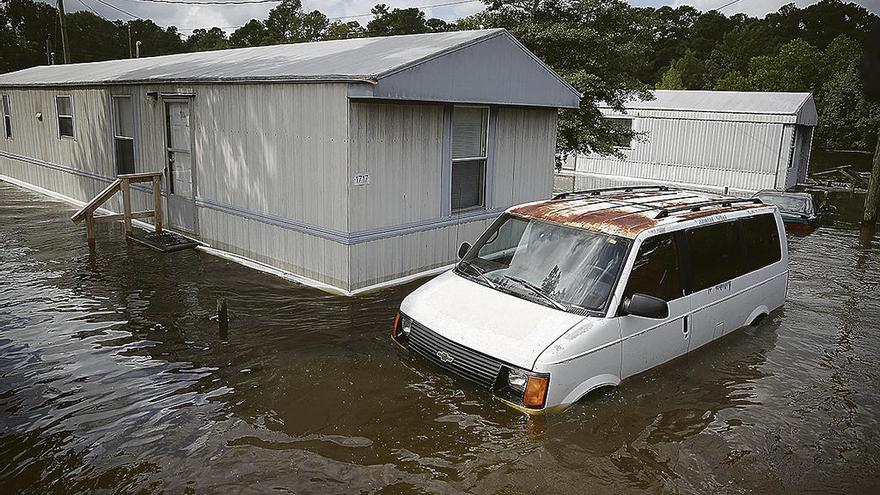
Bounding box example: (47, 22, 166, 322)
(400, 271, 586, 370)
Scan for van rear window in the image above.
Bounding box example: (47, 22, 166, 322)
(739, 214, 781, 272)
(685, 214, 781, 292)
(687, 221, 742, 291)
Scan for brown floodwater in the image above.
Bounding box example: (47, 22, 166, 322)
(1, 180, 878, 494)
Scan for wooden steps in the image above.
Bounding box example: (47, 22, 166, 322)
(71, 172, 163, 244)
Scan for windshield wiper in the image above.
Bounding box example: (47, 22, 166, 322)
(502, 275, 567, 311)
(458, 260, 496, 288)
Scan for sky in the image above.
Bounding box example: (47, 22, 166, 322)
(46, 0, 880, 36)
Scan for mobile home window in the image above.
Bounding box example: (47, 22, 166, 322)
(605, 117, 633, 148)
(2, 95, 11, 139)
(451, 106, 489, 211)
(112, 96, 135, 174)
(738, 214, 781, 273)
(56, 96, 74, 138)
(686, 221, 743, 292)
(623, 233, 683, 302)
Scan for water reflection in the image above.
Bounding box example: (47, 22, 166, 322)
(1, 181, 879, 494)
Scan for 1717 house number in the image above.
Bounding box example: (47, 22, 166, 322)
(352, 173, 371, 186)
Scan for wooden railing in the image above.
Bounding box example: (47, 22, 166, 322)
(71, 172, 163, 243)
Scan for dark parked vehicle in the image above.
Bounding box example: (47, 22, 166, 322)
(753, 190, 819, 230)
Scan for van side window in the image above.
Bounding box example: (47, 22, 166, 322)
(623, 233, 682, 302)
(739, 214, 781, 272)
(687, 221, 741, 291)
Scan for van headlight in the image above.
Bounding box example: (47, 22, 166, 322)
(495, 367, 550, 410)
(507, 368, 529, 392)
(392, 312, 412, 343)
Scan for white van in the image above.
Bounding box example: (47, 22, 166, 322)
(392, 186, 788, 413)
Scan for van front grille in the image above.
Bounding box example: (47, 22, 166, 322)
(406, 319, 504, 388)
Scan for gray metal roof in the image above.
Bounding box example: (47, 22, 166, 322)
(0, 29, 581, 108)
(603, 90, 817, 125)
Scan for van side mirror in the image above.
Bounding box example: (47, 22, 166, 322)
(620, 293, 669, 319)
(458, 242, 471, 259)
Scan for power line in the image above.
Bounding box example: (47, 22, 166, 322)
(91, 0, 140, 18)
(714, 0, 742, 11)
(78, 0, 102, 17)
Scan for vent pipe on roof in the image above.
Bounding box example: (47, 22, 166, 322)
(136, 41, 142, 58)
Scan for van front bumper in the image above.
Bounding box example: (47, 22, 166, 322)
(392, 312, 550, 413)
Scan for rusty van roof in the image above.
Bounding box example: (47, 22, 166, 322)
(509, 186, 771, 238)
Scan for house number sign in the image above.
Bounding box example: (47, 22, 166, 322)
(352, 173, 371, 186)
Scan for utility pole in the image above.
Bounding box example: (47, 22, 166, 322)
(56, 0, 70, 64)
(864, 131, 880, 226)
(128, 23, 133, 58)
(861, 27, 880, 229)
(46, 39, 52, 65)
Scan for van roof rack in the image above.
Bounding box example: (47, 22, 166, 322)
(654, 198, 763, 219)
(553, 185, 671, 200)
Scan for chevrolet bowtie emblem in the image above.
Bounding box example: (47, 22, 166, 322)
(436, 350, 454, 363)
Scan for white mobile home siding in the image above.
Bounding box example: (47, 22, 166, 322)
(0, 86, 558, 293)
(565, 91, 816, 196)
(0, 84, 355, 289)
(0, 87, 157, 217)
(347, 103, 557, 290)
(572, 117, 792, 194)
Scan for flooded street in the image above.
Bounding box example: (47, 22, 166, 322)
(1, 180, 879, 494)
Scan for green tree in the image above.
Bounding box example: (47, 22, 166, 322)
(127, 19, 186, 57)
(65, 11, 128, 62)
(186, 27, 230, 52)
(642, 5, 702, 82)
(748, 38, 824, 92)
(764, 0, 877, 50)
(264, 0, 328, 43)
(466, 0, 653, 156)
(657, 49, 708, 90)
(2, 0, 56, 70)
(366, 4, 447, 36)
(230, 20, 270, 48)
(324, 20, 365, 40)
(819, 62, 880, 151)
(713, 70, 750, 91)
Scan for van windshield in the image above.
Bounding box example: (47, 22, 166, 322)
(455, 214, 630, 313)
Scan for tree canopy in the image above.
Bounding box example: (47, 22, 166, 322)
(0, 0, 877, 154)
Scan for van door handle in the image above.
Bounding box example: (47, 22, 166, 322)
(683, 316, 689, 339)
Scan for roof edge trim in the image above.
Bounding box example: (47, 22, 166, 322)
(0, 75, 379, 88)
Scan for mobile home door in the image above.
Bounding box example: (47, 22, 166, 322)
(164, 100, 196, 233)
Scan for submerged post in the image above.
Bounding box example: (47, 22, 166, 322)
(121, 177, 132, 235)
(152, 175, 163, 232)
(217, 298, 228, 339)
(863, 128, 880, 226)
(85, 211, 95, 244)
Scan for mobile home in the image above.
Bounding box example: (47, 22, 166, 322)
(560, 90, 817, 196)
(0, 29, 580, 295)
